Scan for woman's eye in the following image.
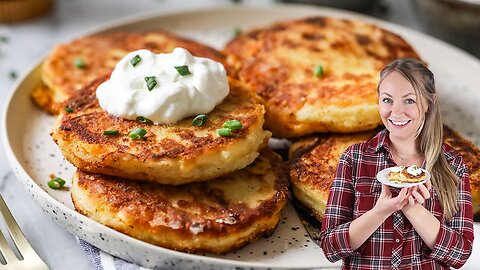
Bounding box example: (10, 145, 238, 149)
(405, 99, 416, 104)
(382, 98, 392, 104)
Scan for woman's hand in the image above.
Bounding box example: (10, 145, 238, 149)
(402, 181, 432, 213)
(373, 184, 410, 217)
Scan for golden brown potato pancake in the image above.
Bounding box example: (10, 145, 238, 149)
(71, 149, 289, 254)
(224, 17, 420, 138)
(33, 31, 230, 114)
(52, 77, 270, 185)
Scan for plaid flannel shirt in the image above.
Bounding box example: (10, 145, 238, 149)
(320, 129, 474, 270)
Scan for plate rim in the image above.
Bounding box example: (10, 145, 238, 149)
(2, 4, 480, 269)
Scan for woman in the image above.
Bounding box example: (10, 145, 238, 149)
(320, 58, 474, 269)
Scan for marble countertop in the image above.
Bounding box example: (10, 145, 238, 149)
(0, 0, 479, 269)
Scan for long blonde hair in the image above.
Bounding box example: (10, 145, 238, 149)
(379, 58, 459, 220)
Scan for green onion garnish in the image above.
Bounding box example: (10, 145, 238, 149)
(103, 130, 119, 136)
(217, 128, 233, 137)
(223, 120, 242, 131)
(74, 57, 86, 69)
(144, 76, 157, 91)
(174, 65, 191, 76)
(65, 107, 74, 113)
(136, 116, 153, 125)
(314, 65, 323, 78)
(192, 114, 208, 126)
(9, 70, 17, 80)
(0, 36, 8, 43)
(129, 128, 147, 140)
(234, 27, 242, 37)
(48, 177, 66, 190)
(131, 55, 141, 67)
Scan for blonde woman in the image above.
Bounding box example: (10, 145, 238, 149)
(320, 58, 474, 269)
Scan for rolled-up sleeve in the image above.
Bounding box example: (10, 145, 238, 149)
(320, 147, 359, 262)
(426, 159, 474, 269)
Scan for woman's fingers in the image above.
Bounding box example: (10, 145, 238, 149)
(412, 190, 425, 204)
(408, 195, 415, 205)
(418, 184, 430, 200)
(425, 180, 432, 190)
(381, 184, 391, 196)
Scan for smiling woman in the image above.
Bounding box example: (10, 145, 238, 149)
(320, 58, 474, 269)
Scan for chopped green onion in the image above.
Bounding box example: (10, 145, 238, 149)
(129, 128, 147, 140)
(217, 128, 233, 137)
(234, 27, 242, 37)
(65, 107, 74, 113)
(131, 55, 141, 67)
(0, 36, 8, 43)
(144, 76, 157, 91)
(74, 57, 86, 69)
(192, 114, 208, 126)
(314, 65, 323, 78)
(103, 130, 119, 136)
(223, 120, 242, 131)
(48, 177, 66, 189)
(136, 116, 153, 125)
(9, 70, 17, 80)
(174, 65, 191, 76)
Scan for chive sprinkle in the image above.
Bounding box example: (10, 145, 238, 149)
(136, 116, 153, 125)
(65, 107, 74, 113)
(174, 65, 191, 76)
(9, 70, 17, 80)
(129, 128, 147, 140)
(217, 128, 233, 137)
(131, 55, 141, 67)
(48, 177, 66, 190)
(223, 120, 242, 131)
(74, 57, 86, 69)
(314, 65, 323, 78)
(234, 27, 242, 37)
(0, 36, 8, 43)
(144, 76, 157, 91)
(192, 114, 208, 126)
(103, 130, 119, 136)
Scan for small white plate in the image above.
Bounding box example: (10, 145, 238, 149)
(376, 167, 430, 188)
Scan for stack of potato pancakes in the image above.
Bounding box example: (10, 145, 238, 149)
(33, 16, 479, 254)
(223, 17, 480, 222)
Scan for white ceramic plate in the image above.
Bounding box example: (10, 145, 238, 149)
(3, 5, 480, 270)
(376, 167, 430, 188)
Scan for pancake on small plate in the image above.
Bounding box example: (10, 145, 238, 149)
(52, 77, 270, 185)
(71, 149, 289, 254)
(289, 126, 480, 220)
(388, 165, 427, 184)
(32, 31, 229, 114)
(224, 17, 420, 138)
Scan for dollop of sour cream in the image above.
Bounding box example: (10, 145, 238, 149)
(96, 48, 229, 124)
(406, 165, 423, 176)
(390, 166, 405, 173)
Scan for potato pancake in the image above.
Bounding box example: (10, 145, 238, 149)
(52, 77, 270, 185)
(71, 149, 289, 254)
(32, 31, 229, 114)
(224, 17, 420, 138)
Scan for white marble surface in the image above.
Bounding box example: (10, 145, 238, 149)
(0, 0, 478, 269)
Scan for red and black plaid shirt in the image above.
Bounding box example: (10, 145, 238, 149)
(320, 129, 474, 270)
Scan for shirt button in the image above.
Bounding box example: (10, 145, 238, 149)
(395, 238, 400, 243)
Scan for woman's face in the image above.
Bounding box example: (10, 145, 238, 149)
(378, 71, 427, 142)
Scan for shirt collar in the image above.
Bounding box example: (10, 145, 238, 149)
(367, 128, 391, 154)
